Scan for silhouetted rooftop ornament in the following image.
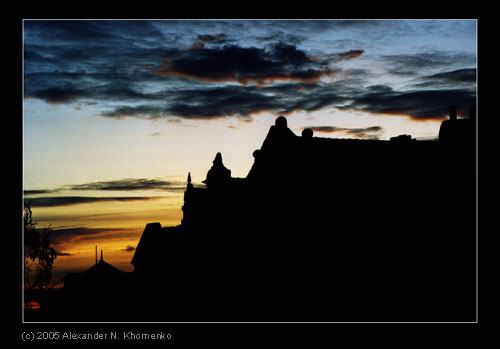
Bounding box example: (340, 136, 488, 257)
(302, 128, 313, 139)
(185, 172, 194, 196)
(213, 152, 223, 166)
(449, 105, 457, 121)
(203, 152, 231, 187)
(438, 105, 473, 144)
(84, 249, 122, 275)
(275, 116, 287, 129)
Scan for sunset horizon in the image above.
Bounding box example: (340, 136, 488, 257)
(23, 19, 477, 291)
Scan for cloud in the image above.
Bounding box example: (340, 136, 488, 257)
(381, 52, 476, 77)
(50, 227, 140, 246)
(344, 85, 476, 120)
(153, 43, 340, 85)
(97, 80, 475, 122)
(65, 178, 186, 192)
(97, 86, 273, 120)
(23, 21, 475, 123)
(336, 50, 365, 61)
(24, 196, 166, 208)
(159, 85, 279, 119)
(24, 71, 166, 105)
(122, 245, 136, 252)
(54, 250, 73, 256)
(25, 178, 188, 200)
(24, 189, 58, 196)
(190, 33, 229, 49)
(98, 83, 349, 120)
(25, 86, 91, 104)
(25, 20, 165, 45)
(412, 68, 476, 89)
(306, 126, 383, 139)
(422, 68, 476, 83)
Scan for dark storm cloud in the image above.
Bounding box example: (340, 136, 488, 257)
(306, 126, 383, 139)
(154, 43, 339, 85)
(25, 196, 165, 208)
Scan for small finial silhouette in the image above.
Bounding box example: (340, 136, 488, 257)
(187, 172, 192, 184)
(253, 149, 260, 159)
(214, 152, 223, 165)
(100, 249, 103, 262)
(449, 105, 457, 121)
(275, 116, 287, 128)
(302, 128, 313, 139)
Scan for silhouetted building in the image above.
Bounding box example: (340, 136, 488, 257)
(129, 107, 476, 322)
(36, 105, 475, 322)
(38, 250, 134, 321)
(62, 250, 124, 290)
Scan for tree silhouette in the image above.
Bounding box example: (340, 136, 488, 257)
(24, 204, 57, 310)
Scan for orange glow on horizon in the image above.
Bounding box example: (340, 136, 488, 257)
(24, 301, 40, 310)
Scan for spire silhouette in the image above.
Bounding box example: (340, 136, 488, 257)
(202, 152, 231, 187)
(213, 152, 223, 165)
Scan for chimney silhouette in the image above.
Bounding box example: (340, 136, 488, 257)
(449, 105, 457, 121)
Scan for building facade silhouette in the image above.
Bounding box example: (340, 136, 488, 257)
(33, 106, 476, 322)
(129, 107, 476, 322)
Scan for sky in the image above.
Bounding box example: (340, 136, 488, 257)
(23, 19, 477, 282)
